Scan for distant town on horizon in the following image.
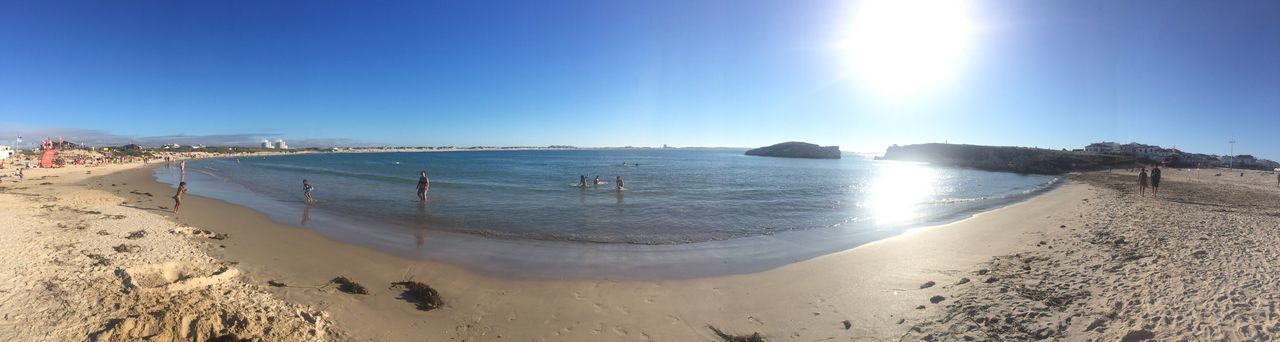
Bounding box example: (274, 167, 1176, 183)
(4, 137, 1275, 171)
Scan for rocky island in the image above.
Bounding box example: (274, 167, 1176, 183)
(745, 142, 841, 159)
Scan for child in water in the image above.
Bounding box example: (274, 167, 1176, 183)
(593, 176, 602, 185)
(303, 179, 314, 203)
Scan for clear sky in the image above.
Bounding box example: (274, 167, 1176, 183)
(1, 0, 1278, 158)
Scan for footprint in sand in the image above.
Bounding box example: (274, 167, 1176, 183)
(119, 262, 239, 293)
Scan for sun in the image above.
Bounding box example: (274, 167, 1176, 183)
(839, 0, 976, 98)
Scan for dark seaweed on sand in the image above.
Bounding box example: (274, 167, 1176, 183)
(112, 244, 140, 253)
(708, 325, 765, 342)
(390, 281, 444, 311)
(331, 276, 368, 294)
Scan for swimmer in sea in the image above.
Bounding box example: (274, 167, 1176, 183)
(303, 179, 314, 203)
(593, 176, 602, 185)
(416, 171, 430, 200)
(579, 175, 587, 187)
(616, 176, 624, 191)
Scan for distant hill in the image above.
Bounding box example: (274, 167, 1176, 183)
(880, 143, 1136, 175)
(745, 142, 841, 159)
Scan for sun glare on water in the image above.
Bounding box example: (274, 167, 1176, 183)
(839, 0, 977, 98)
(865, 163, 939, 225)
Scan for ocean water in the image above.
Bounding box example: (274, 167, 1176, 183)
(155, 149, 1060, 278)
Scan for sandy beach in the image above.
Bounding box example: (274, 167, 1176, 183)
(0, 163, 333, 341)
(3, 162, 1278, 341)
(7, 0, 1278, 339)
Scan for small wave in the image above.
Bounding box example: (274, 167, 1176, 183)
(925, 197, 989, 205)
(252, 163, 416, 184)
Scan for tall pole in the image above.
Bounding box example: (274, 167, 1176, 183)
(1229, 137, 1236, 168)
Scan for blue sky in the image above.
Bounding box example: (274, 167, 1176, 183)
(1, 0, 1278, 158)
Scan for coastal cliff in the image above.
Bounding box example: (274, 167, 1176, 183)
(745, 142, 841, 159)
(880, 143, 1135, 175)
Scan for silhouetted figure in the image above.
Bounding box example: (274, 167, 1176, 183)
(173, 181, 188, 215)
(1138, 168, 1148, 196)
(1150, 166, 1162, 196)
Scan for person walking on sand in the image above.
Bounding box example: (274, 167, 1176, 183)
(302, 179, 314, 203)
(1150, 166, 1162, 196)
(416, 171, 430, 200)
(1137, 168, 1149, 196)
(615, 176, 624, 191)
(173, 181, 188, 215)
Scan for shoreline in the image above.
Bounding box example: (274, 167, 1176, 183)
(141, 159, 1065, 280)
(85, 162, 1090, 340)
(22, 158, 1236, 340)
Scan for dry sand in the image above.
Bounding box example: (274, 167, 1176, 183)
(5, 161, 1276, 341)
(0, 164, 334, 341)
(906, 168, 1280, 341)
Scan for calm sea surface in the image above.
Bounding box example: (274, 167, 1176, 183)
(156, 149, 1059, 278)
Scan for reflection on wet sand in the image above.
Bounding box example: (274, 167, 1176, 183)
(416, 200, 428, 249)
(300, 203, 311, 226)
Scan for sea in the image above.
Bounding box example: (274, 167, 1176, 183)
(155, 149, 1060, 279)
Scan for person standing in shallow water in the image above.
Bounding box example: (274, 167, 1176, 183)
(1150, 166, 1162, 196)
(416, 171, 430, 200)
(302, 179, 314, 203)
(1138, 168, 1149, 196)
(615, 176, 624, 191)
(579, 175, 587, 187)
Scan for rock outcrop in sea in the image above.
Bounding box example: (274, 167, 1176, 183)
(745, 142, 841, 159)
